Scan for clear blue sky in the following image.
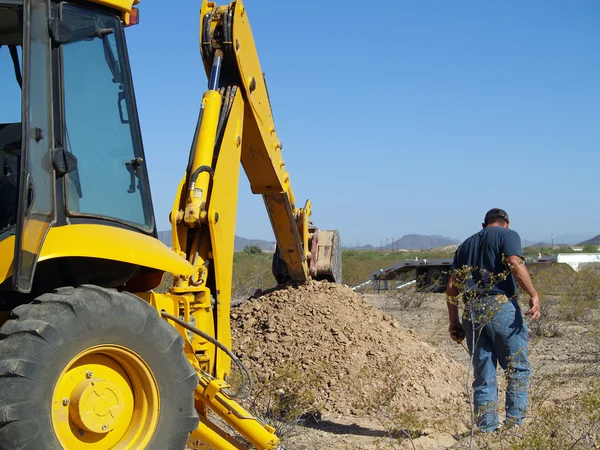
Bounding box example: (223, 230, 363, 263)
(125, 0, 599, 246)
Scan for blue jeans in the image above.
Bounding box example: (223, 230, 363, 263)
(462, 297, 530, 432)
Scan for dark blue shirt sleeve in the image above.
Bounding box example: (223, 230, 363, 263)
(451, 245, 462, 270)
(502, 230, 523, 259)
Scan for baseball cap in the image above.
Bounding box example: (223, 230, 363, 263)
(484, 208, 509, 224)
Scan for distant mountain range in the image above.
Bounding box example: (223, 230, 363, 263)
(347, 234, 460, 250)
(522, 233, 597, 248)
(234, 236, 276, 252)
(156, 229, 599, 253)
(579, 234, 600, 246)
(538, 234, 595, 246)
(158, 231, 457, 252)
(157, 230, 276, 252)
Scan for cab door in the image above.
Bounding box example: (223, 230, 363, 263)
(13, 0, 56, 293)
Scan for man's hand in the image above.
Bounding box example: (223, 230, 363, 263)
(507, 255, 541, 321)
(449, 321, 465, 342)
(525, 295, 541, 321)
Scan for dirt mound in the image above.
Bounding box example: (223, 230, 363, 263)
(231, 281, 469, 430)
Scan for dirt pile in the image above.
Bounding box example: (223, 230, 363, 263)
(231, 280, 469, 429)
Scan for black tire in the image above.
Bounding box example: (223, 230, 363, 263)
(425, 268, 447, 293)
(0, 285, 199, 450)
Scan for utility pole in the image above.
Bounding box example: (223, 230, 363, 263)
(551, 234, 554, 250)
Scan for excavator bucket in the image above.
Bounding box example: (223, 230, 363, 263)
(309, 229, 342, 283)
(273, 228, 342, 284)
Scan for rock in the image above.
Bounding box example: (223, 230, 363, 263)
(243, 317, 256, 329)
(437, 432, 458, 447)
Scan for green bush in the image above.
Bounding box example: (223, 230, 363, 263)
(559, 264, 600, 322)
(529, 263, 600, 324)
(243, 245, 263, 255)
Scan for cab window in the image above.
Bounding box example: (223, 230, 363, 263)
(0, 3, 23, 235)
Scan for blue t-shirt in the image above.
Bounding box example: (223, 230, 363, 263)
(451, 226, 523, 299)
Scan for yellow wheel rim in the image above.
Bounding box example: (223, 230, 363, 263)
(52, 345, 159, 449)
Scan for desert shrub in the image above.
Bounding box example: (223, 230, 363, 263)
(528, 295, 561, 337)
(529, 263, 600, 314)
(495, 380, 600, 450)
(528, 263, 575, 297)
(243, 245, 263, 254)
(351, 359, 438, 448)
(239, 362, 322, 442)
(559, 264, 600, 322)
(523, 263, 600, 335)
(382, 284, 429, 310)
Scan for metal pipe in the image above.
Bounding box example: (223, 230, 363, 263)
(208, 49, 224, 91)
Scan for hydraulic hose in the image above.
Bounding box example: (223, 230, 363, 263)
(160, 311, 253, 399)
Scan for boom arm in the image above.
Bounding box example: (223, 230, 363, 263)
(169, 0, 340, 338)
(163, 1, 340, 449)
(191, 0, 312, 280)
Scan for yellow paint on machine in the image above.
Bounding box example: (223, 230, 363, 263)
(51, 344, 159, 449)
(207, 89, 244, 379)
(87, 0, 139, 25)
(192, 375, 280, 450)
(0, 224, 193, 284)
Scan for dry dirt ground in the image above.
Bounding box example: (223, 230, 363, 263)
(228, 281, 598, 449)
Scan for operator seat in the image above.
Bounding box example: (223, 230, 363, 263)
(0, 123, 20, 231)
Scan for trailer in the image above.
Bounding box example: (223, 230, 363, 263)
(372, 253, 600, 293)
(372, 258, 453, 293)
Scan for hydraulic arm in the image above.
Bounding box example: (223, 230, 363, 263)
(163, 1, 341, 448)
(172, 0, 341, 285)
(0, 1, 339, 449)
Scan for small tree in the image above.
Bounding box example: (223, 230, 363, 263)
(243, 245, 263, 255)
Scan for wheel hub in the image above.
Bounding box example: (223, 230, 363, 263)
(52, 345, 159, 449)
(70, 378, 125, 434)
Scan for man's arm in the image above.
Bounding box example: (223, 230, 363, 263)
(507, 254, 541, 321)
(446, 274, 464, 341)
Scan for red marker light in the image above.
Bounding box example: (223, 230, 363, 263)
(129, 7, 139, 26)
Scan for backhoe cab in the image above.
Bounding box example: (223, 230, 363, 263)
(0, 1, 340, 449)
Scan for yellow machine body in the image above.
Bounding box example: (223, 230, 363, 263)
(87, 0, 139, 25)
(0, 224, 193, 283)
(0, 0, 341, 449)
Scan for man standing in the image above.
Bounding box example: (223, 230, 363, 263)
(446, 208, 540, 432)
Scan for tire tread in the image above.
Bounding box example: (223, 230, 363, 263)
(0, 285, 199, 450)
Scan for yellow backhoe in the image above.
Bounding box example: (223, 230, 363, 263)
(0, 1, 341, 448)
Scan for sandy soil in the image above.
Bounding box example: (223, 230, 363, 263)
(226, 283, 598, 449)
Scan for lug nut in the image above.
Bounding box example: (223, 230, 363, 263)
(62, 398, 70, 406)
(86, 371, 93, 378)
(102, 425, 107, 431)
